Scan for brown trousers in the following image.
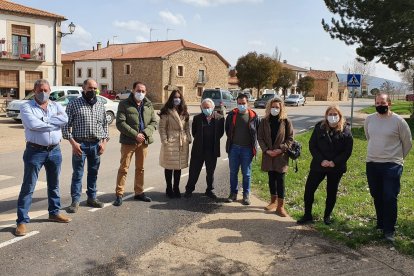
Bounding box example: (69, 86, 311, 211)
(116, 143, 148, 196)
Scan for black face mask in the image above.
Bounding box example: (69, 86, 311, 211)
(376, 105, 388, 114)
(85, 90, 96, 99)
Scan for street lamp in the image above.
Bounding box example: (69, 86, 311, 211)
(59, 22, 76, 37)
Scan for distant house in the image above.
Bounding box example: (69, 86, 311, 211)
(306, 70, 340, 101)
(62, 50, 92, 86)
(0, 0, 67, 105)
(280, 60, 308, 94)
(63, 39, 230, 104)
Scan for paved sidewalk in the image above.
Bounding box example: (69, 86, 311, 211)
(119, 195, 414, 275)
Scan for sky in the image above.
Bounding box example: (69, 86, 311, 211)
(14, 0, 402, 82)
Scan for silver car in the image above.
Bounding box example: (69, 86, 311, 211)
(284, 94, 305, 106)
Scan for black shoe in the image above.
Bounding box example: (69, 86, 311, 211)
(323, 217, 332, 225)
(242, 194, 251, 205)
(225, 193, 237, 203)
(297, 215, 314, 225)
(205, 191, 217, 199)
(166, 188, 174, 198)
(134, 193, 152, 202)
(173, 187, 181, 198)
(87, 198, 104, 208)
(67, 202, 79, 213)
(113, 196, 123, 206)
(384, 232, 395, 243)
(183, 191, 192, 198)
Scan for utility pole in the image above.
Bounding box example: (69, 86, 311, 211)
(112, 35, 118, 44)
(150, 28, 158, 42)
(166, 28, 174, 40)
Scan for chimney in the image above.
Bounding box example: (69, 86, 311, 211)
(283, 60, 287, 64)
(107, 40, 110, 47)
(97, 42, 102, 51)
(92, 46, 95, 52)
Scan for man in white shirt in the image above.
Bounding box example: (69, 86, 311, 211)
(364, 93, 412, 242)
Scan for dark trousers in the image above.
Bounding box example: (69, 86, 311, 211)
(303, 170, 344, 218)
(366, 162, 402, 234)
(185, 151, 217, 193)
(268, 171, 285, 199)
(165, 169, 181, 188)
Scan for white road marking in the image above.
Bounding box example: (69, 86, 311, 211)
(88, 187, 155, 212)
(0, 231, 40, 249)
(0, 175, 14, 181)
(0, 210, 48, 225)
(0, 181, 47, 201)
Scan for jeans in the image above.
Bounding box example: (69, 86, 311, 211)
(116, 143, 148, 196)
(366, 162, 403, 234)
(229, 145, 253, 195)
(185, 150, 218, 193)
(17, 144, 62, 224)
(71, 141, 101, 203)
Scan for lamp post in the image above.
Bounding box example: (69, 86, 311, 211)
(59, 22, 76, 37)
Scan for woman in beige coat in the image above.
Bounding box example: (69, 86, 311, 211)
(257, 96, 294, 216)
(159, 89, 191, 198)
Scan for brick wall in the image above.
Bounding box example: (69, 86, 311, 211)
(62, 62, 73, 86)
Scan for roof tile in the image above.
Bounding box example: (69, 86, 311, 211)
(0, 0, 65, 20)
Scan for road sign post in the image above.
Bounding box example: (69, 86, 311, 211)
(347, 74, 362, 128)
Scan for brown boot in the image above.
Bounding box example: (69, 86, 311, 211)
(275, 198, 288, 217)
(264, 195, 277, 211)
(49, 213, 72, 223)
(15, 223, 27, 236)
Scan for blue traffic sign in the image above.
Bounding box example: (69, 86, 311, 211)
(347, 74, 361, 87)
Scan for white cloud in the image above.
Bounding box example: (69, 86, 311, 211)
(193, 13, 202, 21)
(179, 0, 262, 7)
(62, 24, 93, 50)
(113, 20, 150, 34)
(159, 10, 186, 26)
(248, 40, 265, 47)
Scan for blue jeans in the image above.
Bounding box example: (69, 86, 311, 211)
(17, 144, 62, 224)
(71, 141, 101, 203)
(229, 145, 253, 195)
(366, 162, 403, 234)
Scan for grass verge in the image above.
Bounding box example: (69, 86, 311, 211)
(359, 100, 413, 115)
(251, 119, 414, 256)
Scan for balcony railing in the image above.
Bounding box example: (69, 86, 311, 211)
(196, 76, 208, 84)
(0, 40, 46, 61)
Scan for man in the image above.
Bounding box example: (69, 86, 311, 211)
(15, 79, 71, 236)
(113, 81, 157, 206)
(225, 93, 260, 205)
(184, 98, 225, 199)
(364, 93, 412, 242)
(63, 78, 109, 213)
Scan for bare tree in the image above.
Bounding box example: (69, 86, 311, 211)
(380, 81, 396, 100)
(272, 47, 282, 62)
(399, 65, 414, 91)
(343, 58, 376, 84)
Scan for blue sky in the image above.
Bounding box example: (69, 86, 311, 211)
(15, 0, 401, 81)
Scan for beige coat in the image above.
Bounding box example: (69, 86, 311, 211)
(159, 109, 191, 170)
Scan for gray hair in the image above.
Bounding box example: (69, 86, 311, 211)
(33, 79, 50, 90)
(201, 98, 215, 108)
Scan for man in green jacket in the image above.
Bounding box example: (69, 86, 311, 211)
(113, 81, 157, 206)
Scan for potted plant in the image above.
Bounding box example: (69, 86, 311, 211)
(0, 38, 5, 44)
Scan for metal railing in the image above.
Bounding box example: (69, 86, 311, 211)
(0, 41, 46, 61)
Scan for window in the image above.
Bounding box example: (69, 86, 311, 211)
(223, 92, 232, 100)
(331, 82, 333, 88)
(65, 69, 70, 78)
(67, 90, 80, 95)
(49, 91, 64, 101)
(198, 70, 205, 83)
(197, 87, 203, 97)
(177, 65, 184, 77)
(101, 68, 107, 78)
(77, 68, 82, 78)
(87, 68, 92, 78)
(101, 84, 108, 91)
(200, 57, 203, 61)
(125, 64, 131, 75)
(11, 25, 31, 56)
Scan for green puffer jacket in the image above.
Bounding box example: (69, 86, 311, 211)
(116, 93, 158, 145)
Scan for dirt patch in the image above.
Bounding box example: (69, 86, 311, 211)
(0, 116, 26, 154)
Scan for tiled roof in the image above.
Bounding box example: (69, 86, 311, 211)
(307, 70, 337, 80)
(66, 39, 230, 66)
(281, 62, 308, 72)
(62, 50, 93, 62)
(0, 0, 65, 20)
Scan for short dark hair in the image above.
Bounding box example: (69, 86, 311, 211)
(237, 93, 248, 101)
(133, 81, 146, 90)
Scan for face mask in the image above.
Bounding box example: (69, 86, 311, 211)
(376, 105, 388, 114)
(85, 90, 96, 100)
(327, 115, 339, 125)
(238, 104, 247, 113)
(173, 98, 181, 106)
(35, 92, 49, 103)
(202, 108, 213, 117)
(270, 108, 280, 116)
(134, 92, 145, 101)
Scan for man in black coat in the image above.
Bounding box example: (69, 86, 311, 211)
(184, 98, 225, 199)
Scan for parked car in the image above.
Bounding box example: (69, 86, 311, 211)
(55, 94, 118, 125)
(201, 88, 236, 115)
(115, 90, 131, 100)
(100, 90, 117, 100)
(230, 90, 256, 103)
(254, 93, 280, 108)
(284, 94, 305, 106)
(6, 86, 83, 121)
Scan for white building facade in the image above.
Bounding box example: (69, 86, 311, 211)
(74, 60, 112, 91)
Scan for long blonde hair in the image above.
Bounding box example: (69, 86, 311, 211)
(264, 97, 288, 121)
(321, 105, 346, 132)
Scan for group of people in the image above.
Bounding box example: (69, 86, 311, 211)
(15, 78, 412, 243)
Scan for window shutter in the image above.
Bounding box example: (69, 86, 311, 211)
(12, 25, 31, 36)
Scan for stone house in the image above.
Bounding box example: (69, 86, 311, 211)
(0, 0, 67, 108)
(306, 70, 340, 101)
(63, 39, 230, 104)
(280, 60, 308, 95)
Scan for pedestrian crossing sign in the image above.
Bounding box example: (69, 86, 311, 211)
(347, 74, 361, 87)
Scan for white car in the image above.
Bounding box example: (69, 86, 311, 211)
(115, 90, 131, 100)
(56, 95, 118, 125)
(284, 94, 305, 106)
(6, 86, 83, 121)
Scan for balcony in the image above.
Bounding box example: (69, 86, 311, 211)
(0, 40, 46, 62)
(196, 76, 208, 85)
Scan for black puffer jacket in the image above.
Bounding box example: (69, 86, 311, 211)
(309, 121, 353, 173)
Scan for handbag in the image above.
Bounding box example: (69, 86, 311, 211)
(285, 119, 302, 172)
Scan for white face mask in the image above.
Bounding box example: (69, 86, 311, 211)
(327, 115, 339, 125)
(134, 92, 145, 101)
(270, 108, 280, 116)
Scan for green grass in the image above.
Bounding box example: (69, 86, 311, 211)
(251, 119, 414, 255)
(359, 100, 414, 115)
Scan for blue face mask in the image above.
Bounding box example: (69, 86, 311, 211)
(173, 98, 181, 106)
(202, 108, 213, 116)
(35, 92, 49, 103)
(238, 104, 247, 113)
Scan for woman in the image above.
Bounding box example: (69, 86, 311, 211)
(257, 96, 293, 217)
(158, 90, 191, 198)
(297, 105, 353, 225)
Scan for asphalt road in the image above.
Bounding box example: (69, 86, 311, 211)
(0, 99, 372, 275)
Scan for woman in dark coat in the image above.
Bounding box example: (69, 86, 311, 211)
(297, 105, 353, 225)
